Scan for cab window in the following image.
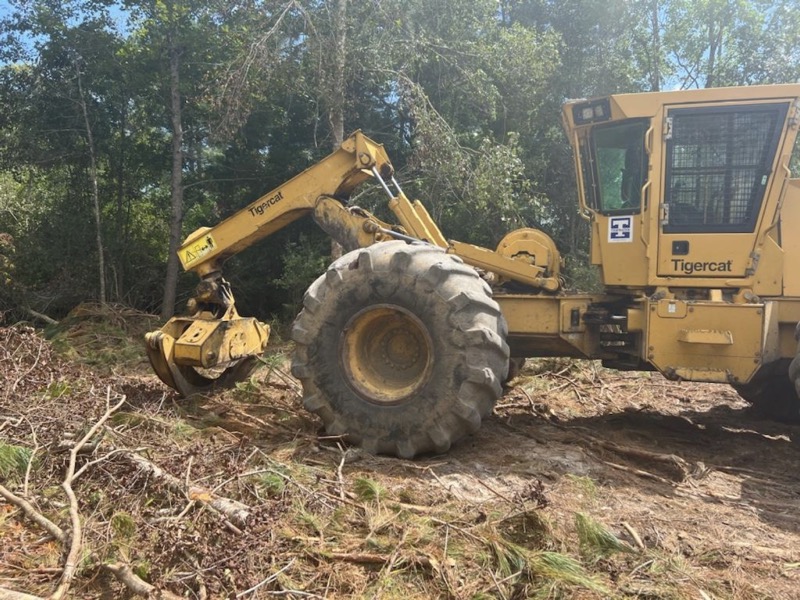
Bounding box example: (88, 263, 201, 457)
(664, 104, 787, 233)
(585, 120, 649, 215)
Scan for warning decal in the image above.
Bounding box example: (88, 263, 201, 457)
(178, 234, 217, 267)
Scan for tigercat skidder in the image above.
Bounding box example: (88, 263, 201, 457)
(146, 84, 800, 458)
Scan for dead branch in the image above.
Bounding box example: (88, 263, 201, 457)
(50, 388, 127, 600)
(23, 417, 39, 497)
(621, 521, 646, 550)
(0, 587, 45, 600)
(549, 422, 691, 483)
(234, 559, 295, 598)
(591, 439, 690, 482)
(103, 563, 183, 600)
(9, 336, 45, 395)
(119, 451, 250, 527)
(0, 484, 65, 543)
(316, 551, 434, 569)
(601, 460, 675, 485)
(23, 307, 58, 326)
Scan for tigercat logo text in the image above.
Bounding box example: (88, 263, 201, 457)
(248, 190, 284, 217)
(671, 259, 733, 275)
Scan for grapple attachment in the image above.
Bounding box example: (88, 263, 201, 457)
(145, 282, 269, 397)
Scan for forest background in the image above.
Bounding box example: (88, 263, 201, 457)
(1, 0, 799, 325)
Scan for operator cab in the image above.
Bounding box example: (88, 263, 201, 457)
(564, 85, 800, 291)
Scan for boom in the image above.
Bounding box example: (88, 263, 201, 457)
(178, 131, 395, 278)
(145, 131, 402, 396)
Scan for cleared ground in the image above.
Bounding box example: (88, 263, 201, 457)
(1, 306, 799, 599)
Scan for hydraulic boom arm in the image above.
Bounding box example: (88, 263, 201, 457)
(178, 131, 396, 278)
(145, 131, 400, 397)
(146, 130, 562, 397)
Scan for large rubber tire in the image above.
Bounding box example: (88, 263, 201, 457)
(733, 358, 800, 423)
(789, 321, 800, 418)
(291, 241, 509, 458)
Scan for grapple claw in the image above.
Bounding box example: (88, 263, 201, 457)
(145, 312, 269, 397)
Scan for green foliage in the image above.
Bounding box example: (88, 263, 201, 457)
(0, 232, 16, 313)
(488, 533, 608, 596)
(563, 259, 603, 293)
(574, 512, 632, 560)
(0, 443, 32, 479)
(111, 511, 137, 541)
(564, 474, 598, 501)
(353, 477, 386, 503)
(402, 82, 543, 247)
(132, 562, 152, 583)
(1, 0, 797, 322)
(273, 234, 330, 320)
(44, 380, 72, 399)
(255, 472, 287, 498)
(528, 550, 609, 595)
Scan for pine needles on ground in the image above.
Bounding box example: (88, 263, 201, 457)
(0, 443, 32, 479)
(575, 512, 632, 559)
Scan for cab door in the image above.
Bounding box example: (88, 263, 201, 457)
(657, 102, 789, 280)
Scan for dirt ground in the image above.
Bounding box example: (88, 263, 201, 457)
(1, 308, 799, 599)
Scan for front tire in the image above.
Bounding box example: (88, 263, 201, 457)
(291, 241, 509, 458)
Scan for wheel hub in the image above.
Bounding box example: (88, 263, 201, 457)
(341, 305, 433, 405)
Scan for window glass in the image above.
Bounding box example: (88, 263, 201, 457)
(790, 129, 800, 176)
(590, 120, 648, 214)
(665, 104, 787, 233)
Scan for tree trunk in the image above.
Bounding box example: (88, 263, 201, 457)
(114, 94, 128, 301)
(329, 0, 347, 261)
(649, 0, 661, 91)
(75, 57, 106, 305)
(161, 30, 185, 320)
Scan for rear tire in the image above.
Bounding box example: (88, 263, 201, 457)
(789, 322, 800, 415)
(733, 358, 800, 423)
(505, 357, 527, 386)
(291, 241, 509, 458)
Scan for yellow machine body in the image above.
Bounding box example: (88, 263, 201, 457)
(555, 83, 800, 385)
(148, 85, 800, 407)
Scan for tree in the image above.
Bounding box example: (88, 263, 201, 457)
(663, 0, 800, 89)
(0, 2, 124, 310)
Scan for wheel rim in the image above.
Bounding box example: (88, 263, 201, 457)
(341, 304, 434, 405)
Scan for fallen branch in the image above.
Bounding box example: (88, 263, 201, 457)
(50, 388, 127, 600)
(0, 587, 45, 600)
(234, 559, 295, 598)
(0, 484, 65, 543)
(621, 521, 645, 550)
(103, 563, 183, 600)
(314, 550, 434, 569)
(550, 423, 692, 483)
(119, 451, 251, 527)
(601, 460, 675, 485)
(594, 440, 690, 482)
(24, 307, 58, 326)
